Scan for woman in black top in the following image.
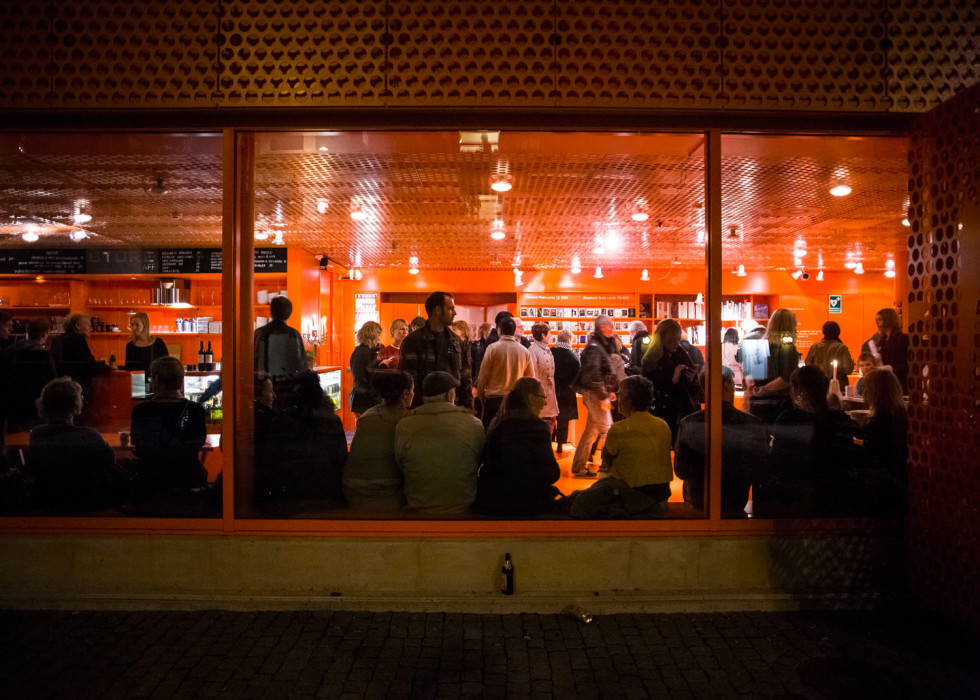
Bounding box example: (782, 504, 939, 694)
(861, 307, 910, 393)
(475, 377, 561, 517)
(641, 318, 702, 442)
(124, 312, 169, 373)
(349, 321, 382, 416)
(550, 329, 581, 455)
(747, 308, 800, 425)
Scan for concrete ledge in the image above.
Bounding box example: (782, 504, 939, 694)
(0, 533, 907, 612)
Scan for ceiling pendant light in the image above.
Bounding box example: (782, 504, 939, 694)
(640, 269, 650, 281)
(490, 174, 513, 193)
(272, 231, 285, 246)
(830, 184, 852, 197)
(735, 264, 746, 277)
(816, 270, 824, 281)
(72, 200, 92, 224)
(490, 216, 505, 240)
(69, 230, 88, 242)
(593, 265, 603, 279)
(854, 262, 865, 274)
(350, 203, 368, 221)
(352, 268, 363, 281)
(513, 268, 523, 286)
(570, 258, 581, 274)
(22, 230, 39, 243)
(408, 256, 419, 275)
(791, 269, 804, 280)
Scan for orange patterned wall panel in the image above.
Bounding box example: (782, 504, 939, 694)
(1, 0, 976, 111)
(906, 82, 980, 631)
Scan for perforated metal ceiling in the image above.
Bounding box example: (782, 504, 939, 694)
(0, 130, 908, 272)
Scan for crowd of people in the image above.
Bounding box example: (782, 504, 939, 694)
(0, 292, 911, 519)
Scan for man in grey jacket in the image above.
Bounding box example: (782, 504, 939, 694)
(395, 371, 485, 515)
(571, 315, 620, 478)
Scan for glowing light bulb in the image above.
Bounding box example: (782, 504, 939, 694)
(830, 184, 852, 197)
(854, 262, 864, 274)
(593, 265, 603, 279)
(640, 269, 650, 281)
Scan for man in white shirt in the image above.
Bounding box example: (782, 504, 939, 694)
(476, 315, 534, 428)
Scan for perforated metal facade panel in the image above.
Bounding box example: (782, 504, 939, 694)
(1, 0, 976, 111)
(906, 82, 980, 631)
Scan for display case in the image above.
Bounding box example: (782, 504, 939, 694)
(316, 366, 342, 410)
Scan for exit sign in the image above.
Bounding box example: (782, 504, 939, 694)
(829, 295, 842, 314)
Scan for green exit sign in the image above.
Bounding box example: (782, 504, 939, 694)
(829, 295, 842, 314)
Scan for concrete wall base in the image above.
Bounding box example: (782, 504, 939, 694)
(0, 533, 909, 613)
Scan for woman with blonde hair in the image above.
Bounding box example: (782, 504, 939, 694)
(376, 318, 408, 369)
(349, 320, 383, 416)
(124, 311, 168, 373)
(861, 369, 908, 485)
(747, 308, 800, 423)
(641, 318, 701, 441)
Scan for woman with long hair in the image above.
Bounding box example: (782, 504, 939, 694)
(349, 320, 383, 416)
(343, 371, 414, 512)
(747, 308, 799, 424)
(641, 318, 701, 441)
(474, 377, 561, 516)
(124, 312, 168, 373)
(861, 369, 908, 484)
(721, 327, 742, 385)
(861, 307, 909, 392)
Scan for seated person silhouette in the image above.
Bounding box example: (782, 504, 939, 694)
(129, 356, 208, 504)
(4, 318, 57, 433)
(263, 370, 348, 508)
(26, 377, 120, 513)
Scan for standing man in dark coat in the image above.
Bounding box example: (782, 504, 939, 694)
(399, 291, 470, 409)
(570, 316, 619, 477)
(551, 329, 580, 456)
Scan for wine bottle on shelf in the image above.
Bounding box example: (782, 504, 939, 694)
(197, 341, 205, 370)
(204, 341, 214, 371)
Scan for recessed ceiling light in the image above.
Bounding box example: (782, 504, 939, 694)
(844, 261, 857, 269)
(631, 211, 649, 222)
(593, 265, 603, 279)
(318, 146, 329, 152)
(408, 256, 419, 275)
(69, 230, 87, 242)
(254, 230, 269, 240)
(316, 199, 329, 214)
(22, 231, 39, 243)
(830, 184, 852, 197)
(735, 264, 746, 277)
(884, 269, 896, 278)
(901, 218, 910, 227)
(490, 230, 506, 240)
(350, 204, 368, 221)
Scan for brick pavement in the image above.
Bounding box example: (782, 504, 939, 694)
(1, 609, 977, 699)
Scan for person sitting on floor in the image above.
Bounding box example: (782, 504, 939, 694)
(673, 373, 769, 517)
(599, 375, 674, 504)
(26, 377, 120, 513)
(395, 371, 485, 515)
(474, 377, 561, 517)
(343, 371, 414, 513)
(270, 370, 348, 507)
(129, 356, 208, 502)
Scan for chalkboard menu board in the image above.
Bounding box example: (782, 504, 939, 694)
(0, 249, 86, 274)
(0, 247, 286, 274)
(254, 248, 287, 272)
(86, 249, 159, 274)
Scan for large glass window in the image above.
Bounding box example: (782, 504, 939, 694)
(718, 134, 910, 519)
(241, 130, 708, 520)
(0, 132, 224, 518)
